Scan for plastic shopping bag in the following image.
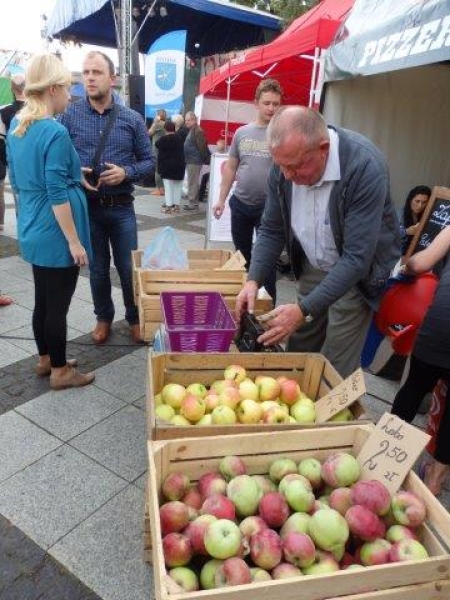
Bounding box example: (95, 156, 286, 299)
(142, 226, 189, 270)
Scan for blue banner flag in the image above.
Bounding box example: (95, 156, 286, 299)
(145, 30, 187, 118)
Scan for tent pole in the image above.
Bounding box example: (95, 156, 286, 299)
(224, 78, 231, 150)
(309, 47, 320, 108)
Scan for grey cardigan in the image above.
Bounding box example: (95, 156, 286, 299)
(248, 126, 401, 318)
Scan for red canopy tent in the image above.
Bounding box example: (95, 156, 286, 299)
(197, 0, 354, 144)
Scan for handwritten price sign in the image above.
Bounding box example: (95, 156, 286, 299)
(356, 413, 430, 495)
(315, 368, 366, 423)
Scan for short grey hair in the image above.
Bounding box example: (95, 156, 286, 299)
(268, 106, 329, 150)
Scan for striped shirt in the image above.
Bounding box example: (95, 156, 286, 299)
(60, 97, 154, 196)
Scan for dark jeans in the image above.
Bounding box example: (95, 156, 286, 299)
(229, 194, 276, 303)
(392, 354, 450, 464)
(32, 264, 79, 368)
(88, 202, 138, 325)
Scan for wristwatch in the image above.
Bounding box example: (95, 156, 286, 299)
(299, 303, 314, 323)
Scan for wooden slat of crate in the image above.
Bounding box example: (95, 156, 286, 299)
(147, 426, 450, 600)
(146, 353, 367, 440)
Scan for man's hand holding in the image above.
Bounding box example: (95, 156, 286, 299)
(212, 199, 225, 219)
(235, 280, 259, 323)
(98, 163, 126, 186)
(256, 303, 306, 346)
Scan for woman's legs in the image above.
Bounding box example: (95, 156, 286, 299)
(32, 264, 79, 367)
(391, 355, 441, 422)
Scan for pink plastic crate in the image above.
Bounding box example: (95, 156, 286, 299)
(160, 291, 237, 352)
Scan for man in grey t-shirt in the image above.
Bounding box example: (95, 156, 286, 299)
(212, 79, 283, 302)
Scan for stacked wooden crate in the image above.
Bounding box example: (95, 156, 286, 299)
(132, 249, 272, 342)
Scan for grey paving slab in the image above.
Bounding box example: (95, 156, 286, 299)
(49, 484, 153, 600)
(0, 337, 32, 367)
(133, 395, 146, 410)
(0, 302, 33, 333)
(0, 444, 127, 549)
(16, 385, 125, 442)
(7, 323, 82, 355)
(133, 472, 147, 491)
(130, 346, 150, 362)
(93, 354, 147, 404)
(67, 299, 99, 334)
(0, 411, 62, 483)
(70, 405, 147, 482)
(363, 371, 400, 402)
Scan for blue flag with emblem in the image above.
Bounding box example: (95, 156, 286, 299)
(145, 30, 186, 118)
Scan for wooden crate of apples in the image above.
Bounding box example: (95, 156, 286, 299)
(147, 425, 450, 600)
(147, 353, 368, 441)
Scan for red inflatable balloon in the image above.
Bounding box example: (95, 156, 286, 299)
(374, 272, 439, 356)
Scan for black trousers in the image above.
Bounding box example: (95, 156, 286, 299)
(391, 354, 450, 464)
(32, 265, 79, 368)
(229, 194, 277, 303)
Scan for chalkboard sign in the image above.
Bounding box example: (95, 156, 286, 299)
(405, 186, 450, 260)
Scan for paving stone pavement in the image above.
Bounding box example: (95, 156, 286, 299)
(1, 183, 449, 599)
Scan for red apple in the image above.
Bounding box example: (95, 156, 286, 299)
(162, 532, 192, 567)
(162, 472, 191, 501)
(218, 387, 241, 410)
(180, 393, 206, 423)
(184, 514, 217, 555)
(259, 492, 290, 528)
(390, 491, 427, 528)
(360, 538, 392, 566)
(256, 375, 281, 401)
(201, 494, 236, 520)
(350, 480, 391, 516)
(282, 532, 316, 568)
(329, 487, 353, 516)
(239, 515, 269, 540)
(160, 501, 190, 535)
(182, 485, 203, 510)
(345, 505, 386, 542)
(215, 557, 252, 587)
(271, 562, 303, 579)
(219, 455, 247, 481)
(279, 379, 302, 406)
(198, 472, 227, 499)
(250, 528, 283, 570)
(204, 392, 220, 413)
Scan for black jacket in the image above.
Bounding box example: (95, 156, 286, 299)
(155, 133, 186, 180)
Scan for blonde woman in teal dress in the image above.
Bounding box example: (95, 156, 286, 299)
(7, 54, 94, 390)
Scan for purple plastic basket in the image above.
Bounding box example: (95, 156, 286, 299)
(160, 291, 237, 352)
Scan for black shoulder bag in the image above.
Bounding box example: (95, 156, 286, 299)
(85, 104, 119, 187)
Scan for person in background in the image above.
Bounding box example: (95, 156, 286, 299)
(148, 108, 166, 196)
(7, 54, 94, 390)
(155, 120, 185, 214)
(400, 185, 431, 254)
(172, 113, 189, 142)
(60, 50, 153, 345)
(391, 226, 450, 495)
(183, 111, 209, 211)
(0, 73, 26, 229)
(236, 106, 401, 378)
(213, 79, 283, 303)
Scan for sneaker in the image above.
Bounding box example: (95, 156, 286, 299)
(171, 205, 180, 213)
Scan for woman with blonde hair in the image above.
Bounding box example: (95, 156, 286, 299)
(7, 53, 94, 390)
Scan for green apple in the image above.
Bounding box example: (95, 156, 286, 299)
(154, 393, 163, 406)
(298, 458, 322, 489)
(168, 566, 199, 592)
(204, 519, 242, 559)
(200, 558, 223, 589)
(155, 404, 176, 422)
(185, 382, 208, 398)
(283, 479, 315, 513)
(308, 508, 349, 553)
(329, 408, 354, 422)
(170, 415, 191, 426)
(162, 383, 186, 409)
(237, 399, 262, 424)
(290, 399, 316, 423)
(269, 458, 298, 484)
(211, 405, 237, 425)
(226, 474, 260, 517)
(197, 414, 213, 426)
(238, 379, 260, 402)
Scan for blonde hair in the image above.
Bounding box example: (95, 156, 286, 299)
(13, 53, 71, 137)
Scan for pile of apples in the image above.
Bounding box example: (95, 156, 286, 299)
(159, 452, 429, 592)
(154, 364, 354, 426)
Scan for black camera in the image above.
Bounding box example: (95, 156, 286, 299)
(85, 163, 106, 188)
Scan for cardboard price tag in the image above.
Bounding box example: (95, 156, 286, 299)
(315, 368, 366, 423)
(356, 413, 431, 495)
